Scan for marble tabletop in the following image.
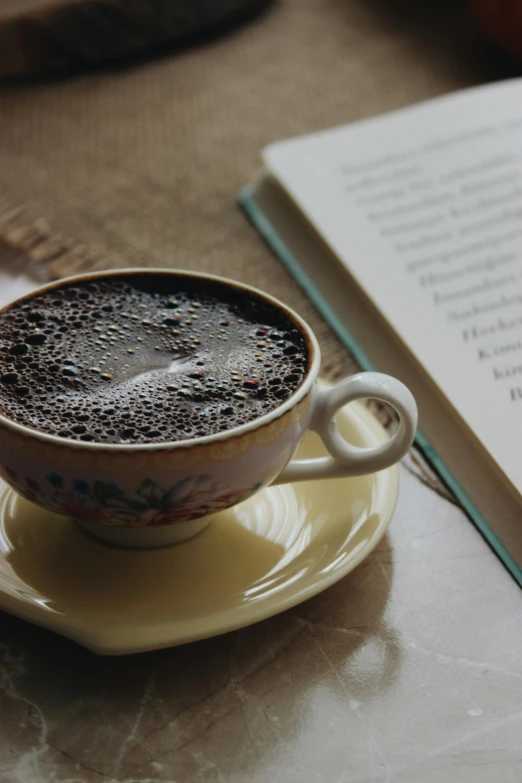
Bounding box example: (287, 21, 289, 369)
(0, 445, 521, 783)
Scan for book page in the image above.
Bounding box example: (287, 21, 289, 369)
(264, 78, 522, 495)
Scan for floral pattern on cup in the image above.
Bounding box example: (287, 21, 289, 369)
(1, 465, 262, 527)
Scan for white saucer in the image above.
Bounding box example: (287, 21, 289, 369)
(0, 401, 399, 655)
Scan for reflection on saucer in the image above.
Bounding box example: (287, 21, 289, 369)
(0, 401, 398, 654)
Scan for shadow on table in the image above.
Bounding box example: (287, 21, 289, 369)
(0, 0, 276, 86)
(0, 534, 397, 779)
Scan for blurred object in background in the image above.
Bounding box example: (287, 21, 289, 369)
(471, 0, 522, 60)
(0, 0, 273, 79)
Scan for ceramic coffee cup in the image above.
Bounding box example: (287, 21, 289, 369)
(0, 269, 417, 548)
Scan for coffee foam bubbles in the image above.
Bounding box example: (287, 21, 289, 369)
(0, 275, 308, 444)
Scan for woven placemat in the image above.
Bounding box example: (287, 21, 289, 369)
(0, 0, 508, 385)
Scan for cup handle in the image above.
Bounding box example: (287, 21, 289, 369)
(272, 373, 418, 485)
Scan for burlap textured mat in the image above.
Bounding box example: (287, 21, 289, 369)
(0, 0, 509, 381)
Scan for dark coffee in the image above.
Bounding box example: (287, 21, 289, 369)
(0, 273, 308, 444)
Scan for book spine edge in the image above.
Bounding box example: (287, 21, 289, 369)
(238, 184, 522, 588)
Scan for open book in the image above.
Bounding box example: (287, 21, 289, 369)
(240, 78, 522, 584)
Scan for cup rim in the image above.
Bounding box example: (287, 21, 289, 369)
(0, 268, 321, 452)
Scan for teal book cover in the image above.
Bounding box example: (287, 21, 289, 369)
(239, 184, 522, 588)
